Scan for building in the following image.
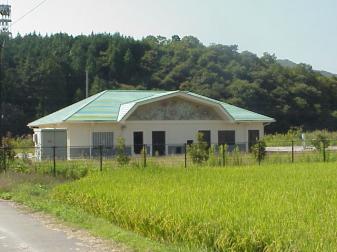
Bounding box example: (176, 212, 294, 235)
(28, 90, 275, 159)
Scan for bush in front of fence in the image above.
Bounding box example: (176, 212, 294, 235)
(312, 134, 330, 152)
(252, 140, 267, 163)
(116, 137, 130, 166)
(0, 136, 15, 172)
(187, 133, 209, 164)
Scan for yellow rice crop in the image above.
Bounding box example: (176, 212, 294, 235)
(53, 163, 337, 251)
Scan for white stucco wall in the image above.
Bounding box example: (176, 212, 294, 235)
(122, 121, 264, 145)
(63, 121, 264, 146)
(56, 120, 264, 158)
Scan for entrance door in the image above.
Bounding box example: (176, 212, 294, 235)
(152, 131, 166, 156)
(133, 132, 143, 154)
(198, 130, 211, 148)
(248, 130, 260, 151)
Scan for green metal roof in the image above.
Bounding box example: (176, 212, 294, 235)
(186, 92, 275, 122)
(28, 90, 275, 127)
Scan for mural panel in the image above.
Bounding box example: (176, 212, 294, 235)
(127, 97, 223, 120)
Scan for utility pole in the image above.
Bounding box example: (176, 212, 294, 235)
(0, 3, 11, 147)
(0, 41, 4, 148)
(85, 70, 89, 98)
(0, 0, 47, 148)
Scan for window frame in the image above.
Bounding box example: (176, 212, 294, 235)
(92, 132, 114, 147)
(133, 131, 144, 154)
(218, 130, 236, 146)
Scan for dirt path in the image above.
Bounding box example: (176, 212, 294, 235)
(0, 200, 124, 252)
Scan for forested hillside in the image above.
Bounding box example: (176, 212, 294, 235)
(1, 33, 336, 135)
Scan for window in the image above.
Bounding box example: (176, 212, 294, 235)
(218, 131, 235, 145)
(187, 140, 194, 146)
(133, 132, 143, 154)
(92, 132, 114, 147)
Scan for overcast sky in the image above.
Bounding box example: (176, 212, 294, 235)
(9, 0, 337, 73)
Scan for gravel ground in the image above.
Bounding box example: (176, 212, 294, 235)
(0, 200, 126, 252)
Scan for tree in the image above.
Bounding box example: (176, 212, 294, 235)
(1, 32, 336, 136)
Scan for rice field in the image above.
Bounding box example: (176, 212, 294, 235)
(53, 162, 337, 251)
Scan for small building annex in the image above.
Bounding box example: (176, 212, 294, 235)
(28, 90, 275, 159)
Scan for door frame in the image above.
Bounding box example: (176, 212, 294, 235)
(152, 131, 166, 156)
(248, 130, 260, 151)
(133, 131, 144, 154)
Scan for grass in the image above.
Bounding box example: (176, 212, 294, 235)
(6, 159, 94, 179)
(2, 159, 337, 251)
(0, 171, 196, 252)
(7, 148, 336, 177)
(263, 129, 337, 146)
(52, 163, 337, 251)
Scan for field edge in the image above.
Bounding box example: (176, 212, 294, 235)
(0, 174, 195, 252)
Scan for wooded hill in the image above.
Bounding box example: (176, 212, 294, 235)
(1, 33, 337, 135)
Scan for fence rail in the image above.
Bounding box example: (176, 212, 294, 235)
(0, 139, 337, 176)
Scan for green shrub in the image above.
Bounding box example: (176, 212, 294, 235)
(0, 192, 13, 200)
(252, 140, 267, 162)
(263, 129, 337, 147)
(116, 137, 130, 166)
(11, 159, 32, 173)
(0, 136, 15, 171)
(188, 132, 209, 164)
(312, 134, 330, 152)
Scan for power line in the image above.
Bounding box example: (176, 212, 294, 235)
(11, 0, 49, 27)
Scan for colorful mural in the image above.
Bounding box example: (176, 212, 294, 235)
(127, 97, 223, 120)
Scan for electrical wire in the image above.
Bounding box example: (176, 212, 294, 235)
(11, 0, 49, 27)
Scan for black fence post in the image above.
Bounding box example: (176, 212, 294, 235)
(143, 144, 147, 168)
(184, 143, 187, 168)
(99, 145, 103, 171)
(322, 141, 326, 162)
(291, 140, 294, 163)
(258, 141, 261, 165)
(222, 144, 225, 167)
(53, 146, 56, 176)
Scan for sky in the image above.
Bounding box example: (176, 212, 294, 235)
(8, 0, 337, 73)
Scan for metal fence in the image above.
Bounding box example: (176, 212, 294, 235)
(0, 139, 336, 176)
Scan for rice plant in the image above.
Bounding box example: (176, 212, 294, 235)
(53, 162, 337, 251)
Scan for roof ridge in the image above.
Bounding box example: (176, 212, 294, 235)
(116, 91, 179, 120)
(106, 89, 168, 92)
(63, 90, 108, 121)
(121, 90, 178, 104)
(186, 91, 222, 104)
